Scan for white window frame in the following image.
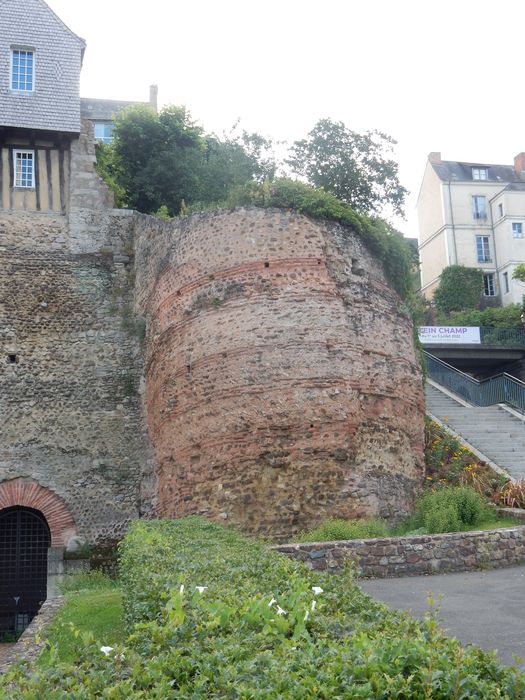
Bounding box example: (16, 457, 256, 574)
(476, 235, 491, 263)
(472, 195, 487, 219)
(512, 222, 523, 238)
(472, 167, 488, 180)
(483, 273, 496, 297)
(10, 48, 35, 93)
(13, 150, 35, 188)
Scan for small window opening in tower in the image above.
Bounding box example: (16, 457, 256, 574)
(7, 354, 18, 364)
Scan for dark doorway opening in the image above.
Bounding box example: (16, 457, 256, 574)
(0, 507, 51, 639)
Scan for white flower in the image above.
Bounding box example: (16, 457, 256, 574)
(303, 610, 309, 622)
(100, 646, 113, 656)
(276, 605, 287, 616)
(311, 586, 323, 595)
(268, 597, 276, 607)
(179, 584, 184, 594)
(196, 586, 208, 593)
(311, 600, 317, 612)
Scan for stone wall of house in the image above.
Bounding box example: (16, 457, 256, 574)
(133, 207, 425, 540)
(275, 525, 525, 576)
(0, 138, 154, 544)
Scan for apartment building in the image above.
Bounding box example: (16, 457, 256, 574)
(417, 152, 525, 306)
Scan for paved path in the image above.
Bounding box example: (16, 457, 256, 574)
(360, 565, 525, 668)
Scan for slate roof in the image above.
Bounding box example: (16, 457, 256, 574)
(81, 98, 150, 121)
(0, 0, 85, 132)
(432, 160, 522, 184)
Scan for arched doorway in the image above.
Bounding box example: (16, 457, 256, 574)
(0, 507, 51, 638)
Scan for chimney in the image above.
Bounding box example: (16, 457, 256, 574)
(514, 152, 525, 178)
(149, 84, 158, 112)
(428, 152, 442, 164)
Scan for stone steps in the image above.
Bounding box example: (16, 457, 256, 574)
(426, 382, 525, 481)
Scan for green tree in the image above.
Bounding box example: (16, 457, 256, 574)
(433, 266, 484, 314)
(438, 304, 523, 329)
(512, 263, 525, 283)
(97, 105, 277, 216)
(286, 118, 407, 218)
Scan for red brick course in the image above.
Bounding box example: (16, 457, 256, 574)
(0, 480, 76, 546)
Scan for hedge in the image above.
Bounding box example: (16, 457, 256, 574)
(2, 517, 524, 698)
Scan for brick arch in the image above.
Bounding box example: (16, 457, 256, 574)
(0, 479, 76, 546)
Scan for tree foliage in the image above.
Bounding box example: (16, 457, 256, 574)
(437, 304, 523, 329)
(96, 105, 276, 216)
(433, 266, 484, 314)
(512, 263, 525, 284)
(286, 118, 407, 218)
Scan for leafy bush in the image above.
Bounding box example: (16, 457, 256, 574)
(437, 303, 523, 329)
(433, 265, 484, 314)
(414, 486, 491, 533)
(295, 517, 388, 542)
(3, 517, 524, 697)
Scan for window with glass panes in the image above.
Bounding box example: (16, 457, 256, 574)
(11, 49, 34, 92)
(476, 235, 491, 262)
(94, 123, 115, 144)
(14, 151, 34, 188)
(483, 273, 495, 296)
(472, 195, 487, 219)
(512, 222, 523, 238)
(472, 167, 488, 180)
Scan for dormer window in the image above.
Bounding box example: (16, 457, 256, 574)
(11, 49, 34, 92)
(472, 167, 488, 180)
(13, 150, 35, 188)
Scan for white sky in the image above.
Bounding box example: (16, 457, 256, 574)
(46, 0, 525, 237)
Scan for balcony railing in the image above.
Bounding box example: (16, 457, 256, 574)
(424, 351, 525, 413)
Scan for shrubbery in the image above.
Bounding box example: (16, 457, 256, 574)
(437, 303, 523, 330)
(4, 517, 524, 698)
(413, 487, 490, 534)
(424, 418, 507, 497)
(295, 517, 388, 542)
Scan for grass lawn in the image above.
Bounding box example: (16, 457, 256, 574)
(38, 588, 124, 667)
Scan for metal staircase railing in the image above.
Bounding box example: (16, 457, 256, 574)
(424, 351, 525, 414)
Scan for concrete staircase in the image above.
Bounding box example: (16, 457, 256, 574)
(426, 381, 525, 481)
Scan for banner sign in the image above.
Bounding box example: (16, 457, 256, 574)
(418, 326, 481, 345)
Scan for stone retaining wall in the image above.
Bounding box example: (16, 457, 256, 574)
(0, 598, 65, 675)
(275, 525, 525, 577)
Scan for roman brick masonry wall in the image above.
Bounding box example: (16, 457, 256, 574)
(133, 208, 425, 539)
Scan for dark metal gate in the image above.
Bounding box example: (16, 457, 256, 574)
(0, 507, 50, 637)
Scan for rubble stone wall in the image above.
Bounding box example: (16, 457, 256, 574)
(134, 207, 425, 540)
(0, 204, 153, 544)
(275, 526, 525, 577)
